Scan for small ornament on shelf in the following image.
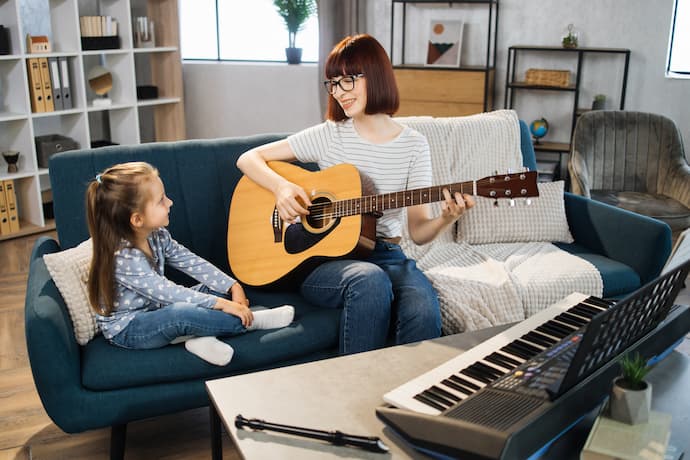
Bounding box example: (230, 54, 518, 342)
(134, 17, 155, 48)
(592, 94, 606, 110)
(2, 150, 20, 173)
(26, 34, 50, 53)
(529, 118, 549, 144)
(561, 24, 579, 49)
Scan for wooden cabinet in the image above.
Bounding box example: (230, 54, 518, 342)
(390, 0, 498, 117)
(394, 67, 494, 117)
(0, 0, 185, 240)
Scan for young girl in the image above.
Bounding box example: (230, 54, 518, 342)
(236, 34, 475, 354)
(86, 161, 294, 365)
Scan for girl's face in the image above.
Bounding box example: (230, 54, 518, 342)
(138, 176, 173, 231)
(331, 74, 367, 119)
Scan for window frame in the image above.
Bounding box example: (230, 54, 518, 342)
(666, 0, 690, 79)
(180, 0, 319, 63)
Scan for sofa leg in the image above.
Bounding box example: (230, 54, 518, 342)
(110, 424, 127, 460)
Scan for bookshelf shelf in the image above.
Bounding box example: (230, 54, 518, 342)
(0, 0, 185, 240)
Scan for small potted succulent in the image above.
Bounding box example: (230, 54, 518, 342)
(609, 353, 652, 425)
(592, 94, 606, 110)
(274, 0, 316, 64)
(562, 24, 579, 49)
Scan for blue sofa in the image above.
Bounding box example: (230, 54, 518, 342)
(24, 121, 671, 458)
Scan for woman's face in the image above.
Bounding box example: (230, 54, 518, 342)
(331, 74, 367, 119)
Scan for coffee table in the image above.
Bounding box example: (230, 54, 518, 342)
(206, 326, 690, 459)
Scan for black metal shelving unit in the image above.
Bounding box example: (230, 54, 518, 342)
(390, 0, 499, 113)
(505, 45, 631, 148)
(505, 45, 630, 180)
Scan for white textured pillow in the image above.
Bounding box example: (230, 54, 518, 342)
(457, 180, 574, 244)
(43, 239, 99, 345)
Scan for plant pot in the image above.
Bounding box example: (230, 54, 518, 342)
(592, 100, 605, 110)
(609, 377, 652, 425)
(285, 47, 302, 65)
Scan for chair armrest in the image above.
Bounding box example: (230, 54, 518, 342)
(663, 162, 690, 208)
(564, 192, 672, 284)
(24, 236, 85, 433)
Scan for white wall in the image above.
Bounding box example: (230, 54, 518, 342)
(183, 0, 689, 146)
(183, 61, 322, 138)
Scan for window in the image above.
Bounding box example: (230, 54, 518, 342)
(180, 0, 319, 62)
(667, 0, 690, 78)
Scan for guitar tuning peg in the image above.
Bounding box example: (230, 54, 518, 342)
(507, 168, 513, 174)
(509, 199, 515, 207)
(493, 199, 499, 207)
(525, 198, 532, 206)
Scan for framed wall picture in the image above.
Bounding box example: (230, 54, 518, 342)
(426, 19, 463, 67)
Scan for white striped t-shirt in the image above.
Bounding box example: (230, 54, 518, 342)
(287, 119, 432, 238)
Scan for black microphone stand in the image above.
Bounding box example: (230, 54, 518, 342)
(235, 414, 390, 454)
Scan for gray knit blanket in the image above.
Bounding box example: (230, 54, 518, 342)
(397, 111, 603, 334)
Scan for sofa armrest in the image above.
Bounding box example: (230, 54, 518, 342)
(564, 192, 672, 284)
(24, 236, 85, 433)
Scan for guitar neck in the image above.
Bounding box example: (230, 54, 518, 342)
(325, 181, 476, 218)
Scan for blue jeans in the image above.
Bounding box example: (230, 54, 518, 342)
(109, 287, 246, 349)
(300, 240, 441, 354)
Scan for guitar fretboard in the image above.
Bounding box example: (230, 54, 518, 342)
(322, 181, 476, 218)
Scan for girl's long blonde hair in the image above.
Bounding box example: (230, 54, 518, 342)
(86, 162, 159, 315)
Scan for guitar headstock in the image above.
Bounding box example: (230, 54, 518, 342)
(476, 171, 539, 200)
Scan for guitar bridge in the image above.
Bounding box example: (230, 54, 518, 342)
(272, 207, 283, 243)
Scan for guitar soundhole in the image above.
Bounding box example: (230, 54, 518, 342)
(305, 196, 335, 230)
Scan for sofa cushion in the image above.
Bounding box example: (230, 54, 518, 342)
(457, 181, 574, 244)
(555, 242, 641, 297)
(42, 239, 99, 345)
(81, 292, 340, 390)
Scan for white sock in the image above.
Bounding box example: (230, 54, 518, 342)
(184, 337, 234, 366)
(247, 305, 295, 331)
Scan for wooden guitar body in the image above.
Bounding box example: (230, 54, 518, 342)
(227, 162, 376, 287)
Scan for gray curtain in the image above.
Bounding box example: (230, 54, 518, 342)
(317, 0, 366, 116)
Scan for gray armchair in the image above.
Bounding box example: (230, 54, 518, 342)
(569, 110, 690, 238)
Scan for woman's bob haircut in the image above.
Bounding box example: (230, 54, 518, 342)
(325, 34, 399, 121)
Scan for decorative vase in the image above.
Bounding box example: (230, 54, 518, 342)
(609, 377, 652, 425)
(2, 150, 20, 173)
(285, 47, 302, 65)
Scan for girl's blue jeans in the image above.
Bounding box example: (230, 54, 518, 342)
(300, 240, 441, 355)
(109, 286, 246, 349)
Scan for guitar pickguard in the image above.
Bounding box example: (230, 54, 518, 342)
(284, 220, 339, 254)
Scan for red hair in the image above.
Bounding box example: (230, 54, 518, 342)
(325, 34, 399, 121)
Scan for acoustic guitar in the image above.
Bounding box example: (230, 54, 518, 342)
(227, 161, 539, 287)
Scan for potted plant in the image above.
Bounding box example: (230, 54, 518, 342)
(592, 94, 606, 110)
(609, 353, 652, 425)
(561, 24, 579, 49)
(274, 0, 316, 64)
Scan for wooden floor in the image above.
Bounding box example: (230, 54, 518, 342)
(2, 231, 689, 459)
(0, 231, 241, 460)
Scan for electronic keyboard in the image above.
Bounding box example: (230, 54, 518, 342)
(378, 261, 690, 460)
(383, 292, 612, 415)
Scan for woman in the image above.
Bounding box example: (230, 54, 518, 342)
(237, 34, 474, 354)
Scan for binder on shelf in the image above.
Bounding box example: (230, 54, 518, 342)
(27, 58, 46, 113)
(3, 180, 20, 233)
(58, 56, 72, 109)
(38, 57, 55, 112)
(47, 57, 63, 110)
(0, 181, 10, 235)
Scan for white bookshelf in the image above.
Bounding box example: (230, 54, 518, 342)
(0, 0, 185, 240)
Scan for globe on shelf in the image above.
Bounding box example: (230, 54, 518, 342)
(530, 118, 549, 144)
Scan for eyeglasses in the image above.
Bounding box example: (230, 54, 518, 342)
(323, 74, 365, 95)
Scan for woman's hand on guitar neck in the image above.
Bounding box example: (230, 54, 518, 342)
(275, 180, 312, 223)
(441, 189, 475, 223)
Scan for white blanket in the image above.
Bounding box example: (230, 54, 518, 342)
(397, 111, 603, 334)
